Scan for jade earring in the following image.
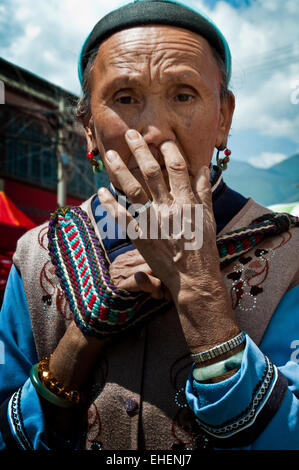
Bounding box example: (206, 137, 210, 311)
(87, 150, 103, 173)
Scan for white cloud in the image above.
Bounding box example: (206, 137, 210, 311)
(0, 0, 124, 95)
(0, 0, 299, 150)
(25, 25, 41, 40)
(204, 0, 299, 144)
(249, 152, 289, 168)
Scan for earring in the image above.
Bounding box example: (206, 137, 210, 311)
(216, 147, 231, 171)
(87, 150, 103, 173)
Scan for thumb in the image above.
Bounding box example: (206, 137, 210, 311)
(134, 272, 165, 299)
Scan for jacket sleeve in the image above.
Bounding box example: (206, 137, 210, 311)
(0, 265, 79, 450)
(185, 284, 299, 449)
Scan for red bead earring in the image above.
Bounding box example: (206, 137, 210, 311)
(216, 147, 231, 171)
(87, 150, 103, 173)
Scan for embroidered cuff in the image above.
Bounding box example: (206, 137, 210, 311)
(2, 378, 49, 450)
(0, 379, 85, 450)
(0, 396, 21, 449)
(185, 335, 288, 447)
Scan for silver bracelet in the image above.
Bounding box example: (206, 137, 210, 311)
(190, 331, 246, 364)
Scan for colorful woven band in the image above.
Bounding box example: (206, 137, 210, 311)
(217, 212, 299, 267)
(191, 331, 246, 364)
(48, 206, 169, 337)
(48, 207, 298, 338)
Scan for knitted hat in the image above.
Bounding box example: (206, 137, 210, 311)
(78, 0, 231, 85)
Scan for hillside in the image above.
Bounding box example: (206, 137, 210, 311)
(224, 154, 299, 206)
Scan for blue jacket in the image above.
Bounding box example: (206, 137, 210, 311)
(1, 179, 298, 450)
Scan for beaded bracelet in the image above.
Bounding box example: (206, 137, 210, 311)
(30, 354, 81, 408)
(30, 365, 78, 409)
(192, 350, 244, 382)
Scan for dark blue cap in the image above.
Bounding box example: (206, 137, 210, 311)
(78, 0, 232, 86)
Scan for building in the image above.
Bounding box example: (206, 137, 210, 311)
(0, 57, 109, 303)
(0, 56, 109, 225)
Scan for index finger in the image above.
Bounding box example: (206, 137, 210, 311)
(160, 141, 196, 203)
(125, 130, 170, 204)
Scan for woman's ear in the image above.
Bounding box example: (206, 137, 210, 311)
(216, 91, 235, 149)
(83, 117, 98, 152)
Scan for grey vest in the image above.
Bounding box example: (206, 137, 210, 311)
(13, 197, 299, 449)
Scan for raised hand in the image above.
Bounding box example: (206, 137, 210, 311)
(98, 129, 218, 299)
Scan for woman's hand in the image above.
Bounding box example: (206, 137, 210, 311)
(98, 129, 218, 297)
(109, 249, 171, 300)
(98, 129, 240, 352)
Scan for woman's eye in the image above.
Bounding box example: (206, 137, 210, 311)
(175, 93, 193, 103)
(116, 96, 136, 104)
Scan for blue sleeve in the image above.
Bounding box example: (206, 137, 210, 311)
(185, 285, 299, 450)
(0, 265, 77, 450)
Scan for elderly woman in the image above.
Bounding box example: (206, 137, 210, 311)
(0, 0, 299, 451)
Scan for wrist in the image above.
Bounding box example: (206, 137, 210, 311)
(192, 346, 245, 384)
(192, 335, 246, 384)
(49, 321, 107, 390)
(189, 325, 243, 356)
(196, 367, 240, 384)
(173, 282, 240, 353)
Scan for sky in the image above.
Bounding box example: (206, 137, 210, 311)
(0, 0, 299, 169)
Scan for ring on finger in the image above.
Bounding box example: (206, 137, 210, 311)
(134, 200, 152, 215)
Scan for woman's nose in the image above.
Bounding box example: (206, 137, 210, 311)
(137, 103, 176, 149)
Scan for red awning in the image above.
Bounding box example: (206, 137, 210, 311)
(0, 191, 36, 252)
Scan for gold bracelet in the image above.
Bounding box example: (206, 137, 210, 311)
(37, 354, 81, 405)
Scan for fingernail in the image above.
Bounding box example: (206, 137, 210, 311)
(105, 150, 115, 162)
(203, 166, 210, 178)
(126, 129, 140, 140)
(98, 187, 106, 197)
(134, 271, 148, 282)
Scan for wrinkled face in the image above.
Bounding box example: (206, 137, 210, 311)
(85, 25, 234, 190)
